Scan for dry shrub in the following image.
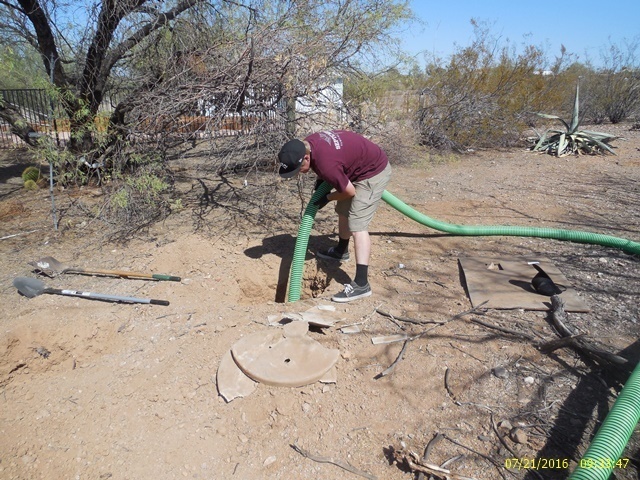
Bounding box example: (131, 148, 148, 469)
(417, 22, 574, 152)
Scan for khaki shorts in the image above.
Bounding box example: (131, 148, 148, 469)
(335, 163, 392, 232)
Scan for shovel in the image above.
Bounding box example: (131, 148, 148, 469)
(13, 277, 170, 306)
(29, 256, 181, 282)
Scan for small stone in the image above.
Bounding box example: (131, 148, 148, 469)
(524, 376, 535, 385)
(276, 398, 296, 416)
(510, 428, 528, 444)
(498, 420, 512, 431)
(492, 366, 508, 379)
(263, 456, 276, 467)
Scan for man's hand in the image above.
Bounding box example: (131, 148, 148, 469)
(313, 194, 330, 210)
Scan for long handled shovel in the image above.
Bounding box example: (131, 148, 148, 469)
(29, 256, 181, 282)
(13, 277, 170, 306)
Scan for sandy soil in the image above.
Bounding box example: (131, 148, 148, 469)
(1, 124, 639, 480)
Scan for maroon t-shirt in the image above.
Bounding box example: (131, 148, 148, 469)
(305, 130, 388, 193)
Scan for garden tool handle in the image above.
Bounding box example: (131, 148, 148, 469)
(47, 288, 170, 305)
(67, 268, 181, 282)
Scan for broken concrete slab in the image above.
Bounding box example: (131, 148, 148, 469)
(267, 303, 342, 328)
(371, 334, 409, 345)
(216, 350, 257, 402)
(319, 366, 337, 384)
(340, 325, 361, 334)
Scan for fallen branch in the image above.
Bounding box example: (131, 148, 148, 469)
(291, 443, 377, 480)
(374, 302, 490, 379)
(543, 296, 630, 368)
(443, 368, 497, 411)
(0, 229, 41, 240)
(444, 367, 459, 404)
(469, 318, 537, 342)
(376, 300, 488, 327)
(375, 309, 445, 326)
(548, 295, 577, 337)
(375, 339, 409, 379)
(417, 433, 444, 480)
(442, 435, 510, 480)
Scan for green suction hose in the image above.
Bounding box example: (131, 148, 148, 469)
(568, 359, 640, 479)
(381, 190, 640, 255)
(287, 187, 639, 302)
(287, 182, 332, 303)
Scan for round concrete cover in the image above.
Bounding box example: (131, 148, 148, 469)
(230, 322, 339, 387)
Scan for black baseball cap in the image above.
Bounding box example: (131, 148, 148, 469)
(278, 139, 306, 178)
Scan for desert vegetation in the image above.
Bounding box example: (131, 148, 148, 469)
(0, 2, 639, 234)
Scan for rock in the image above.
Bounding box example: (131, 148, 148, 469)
(498, 420, 512, 431)
(510, 428, 528, 444)
(492, 366, 508, 379)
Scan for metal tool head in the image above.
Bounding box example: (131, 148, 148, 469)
(13, 276, 46, 298)
(28, 256, 63, 277)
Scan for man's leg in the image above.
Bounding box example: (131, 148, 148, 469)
(338, 214, 350, 244)
(317, 213, 351, 261)
(352, 230, 370, 287)
(331, 228, 372, 302)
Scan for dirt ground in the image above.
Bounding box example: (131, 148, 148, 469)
(1, 124, 639, 480)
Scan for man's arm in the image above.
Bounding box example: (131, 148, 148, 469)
(327, 181, 356, 201)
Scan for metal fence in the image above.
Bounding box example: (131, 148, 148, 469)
(0, 89, 60, 147)
(0, 88, 287, 149)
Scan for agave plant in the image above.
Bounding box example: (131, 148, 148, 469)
(531, 83, 617, 156)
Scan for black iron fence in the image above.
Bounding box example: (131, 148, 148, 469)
(0, 89, 60, 147)
(1, 88, 286, 149)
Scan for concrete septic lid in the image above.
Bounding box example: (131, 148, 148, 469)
(230, 322, 340, 387)
(216, 350, 257, 402)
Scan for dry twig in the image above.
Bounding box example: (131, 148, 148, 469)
(441, 435, 509, 480)
(291, 443, 377, 480)
(375, 308, 446, 326)
(417, 433, 444, 480)
(540, 296, 630, 368)
(374, 302, 490, 379)
(469, 317, 537, 342)
(396, 449, 478, 480)
(374, 339, 409, 379)
(442, 368, 497, 411)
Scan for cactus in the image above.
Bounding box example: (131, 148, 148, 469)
(22, 166, 41, 183)
(23, 179, 39, 190)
